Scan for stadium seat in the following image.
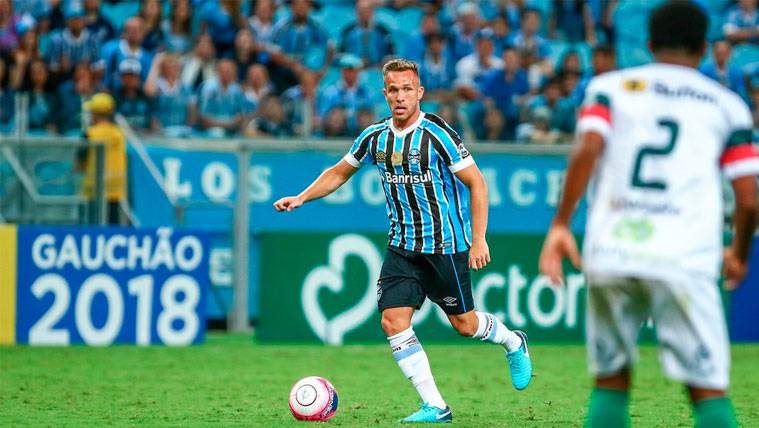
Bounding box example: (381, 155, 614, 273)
(315, 4, 355, 42)
(318, 66, 341, 91)
(731, 44, 759, 69)
(374, 8, 400, 35)
(573, 42, 593, 74)
(100, 1, 140, 32)
(707, 12, 725, 41)
(615, 41, 653, 69)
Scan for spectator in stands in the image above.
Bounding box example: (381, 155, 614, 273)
(448, 2, 481, 63)
(318, 54, 372, 135)
(24, 59, 57, 133)
(181, 33, 218, 91)
(0, 56, 14, 132)
(248, 0, 276, 46)
(54, 65, 95, 135)
(46, 4, 100, 80)
(281, 68, 320, 137)
(549, 0, 596, 44)
(144, 52, 195, 137)
(242, 63, 273, 113)
(0, 0, 19, 53)
(8, 21, 40, 90)
(403, 12, 440, 63)
(232, 28, 266, 81)
(138, 0, 165, 52)
(163, 0, 192, 54)
(199, 0, 244, 57)
(560, 69, 582, 100)
(101, 17, 152, 90)
(339, 0, 394, 68)
(197, 58, 247, 137)
(478, 46, 529, 137)
(271, 0, 333, 75)
(356, 106, 376, 131)
(523, 75, 576, 134)
(482, 105, 505, 140)
(420, 32, 456, 102)
(517, 105, 560, 144)
(723, 0, 759, 45)
(511, 9, 549, 56)
(244, 93, 291, 137)
(491, 14, 513, 56)
(83, 0, 114, 45)
(437, 102, 466, 137)
(455, 28, 504, 100)
(571, 44, 615, 105)
(511, 8, 551, 78)
(114, 58, 152, 133)
(591, 0, 617, 45)
(700, 39, 748, 100)
(82, 92, 127, 224)
(557, 49, 582, 75)
(322, 107, 350, 137)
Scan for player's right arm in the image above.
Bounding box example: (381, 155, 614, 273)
(539, 131, 604, 285)
(539, 79, 612, 285)
(274, 127, 378, 212)
(273, 160, 358, 212)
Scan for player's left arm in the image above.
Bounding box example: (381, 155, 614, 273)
(455, 164, 490, 270)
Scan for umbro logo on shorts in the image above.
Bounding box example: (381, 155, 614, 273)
(442, 296, 458, 306)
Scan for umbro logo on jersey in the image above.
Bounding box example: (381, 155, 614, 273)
(442, 296, 458, 306)
(376, 151, 386, 162)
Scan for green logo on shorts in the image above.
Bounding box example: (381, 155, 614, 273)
(612, 218, 654, 242)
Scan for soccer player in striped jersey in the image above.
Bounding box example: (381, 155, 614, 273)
(274, 59, 532, 423)
(539, 2, 759, 427)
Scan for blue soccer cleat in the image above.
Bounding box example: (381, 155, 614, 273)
(400, 403, 453, 423)
(506, 330, 533, 390)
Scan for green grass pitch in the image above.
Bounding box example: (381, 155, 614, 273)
(2, 334, 758, 427)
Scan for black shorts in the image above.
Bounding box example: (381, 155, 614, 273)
(377, 246, 474, 315)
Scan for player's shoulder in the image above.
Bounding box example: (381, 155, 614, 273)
(355, 117, 391, 141)
(421, 112, 456, 134)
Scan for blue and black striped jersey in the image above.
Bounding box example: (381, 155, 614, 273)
(344, 112, 474, 254)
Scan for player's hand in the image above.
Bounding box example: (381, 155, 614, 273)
(539, 224, 582, 287)
(273, 196, 304, 212)
(469, 238, 490, 270)
(722, 247, 748, 290)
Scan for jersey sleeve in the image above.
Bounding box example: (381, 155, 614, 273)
(719, 99, 759, 180)
(576, 77, 613, 142)
(430, 122, 474, 173)
(343, 128, 376, 168)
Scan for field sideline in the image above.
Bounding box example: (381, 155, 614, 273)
(1, 334, 758, 427)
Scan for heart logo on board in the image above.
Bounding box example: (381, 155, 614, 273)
(301, 234, 382, 345)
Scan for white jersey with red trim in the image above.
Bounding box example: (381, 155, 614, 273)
(577, 63, 759, 281)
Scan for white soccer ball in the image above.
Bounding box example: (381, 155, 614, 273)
(288, 376, 339, 421)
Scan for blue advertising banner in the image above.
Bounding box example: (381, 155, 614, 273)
(129, 145, 585, 233)
(126, 144, 583, 320)
(15, 226, 210, 345)
(729, 236, 759, 342)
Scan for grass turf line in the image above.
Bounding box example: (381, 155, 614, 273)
(1, 334, 758, 427)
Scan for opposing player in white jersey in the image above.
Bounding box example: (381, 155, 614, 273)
(539, 2, 758, 427)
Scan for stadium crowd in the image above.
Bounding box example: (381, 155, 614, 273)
(0, 0, 758, 143)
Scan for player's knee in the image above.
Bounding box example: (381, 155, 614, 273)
(380, 314, 410, 336)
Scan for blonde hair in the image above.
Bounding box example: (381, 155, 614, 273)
(382, 59, 419, 78)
